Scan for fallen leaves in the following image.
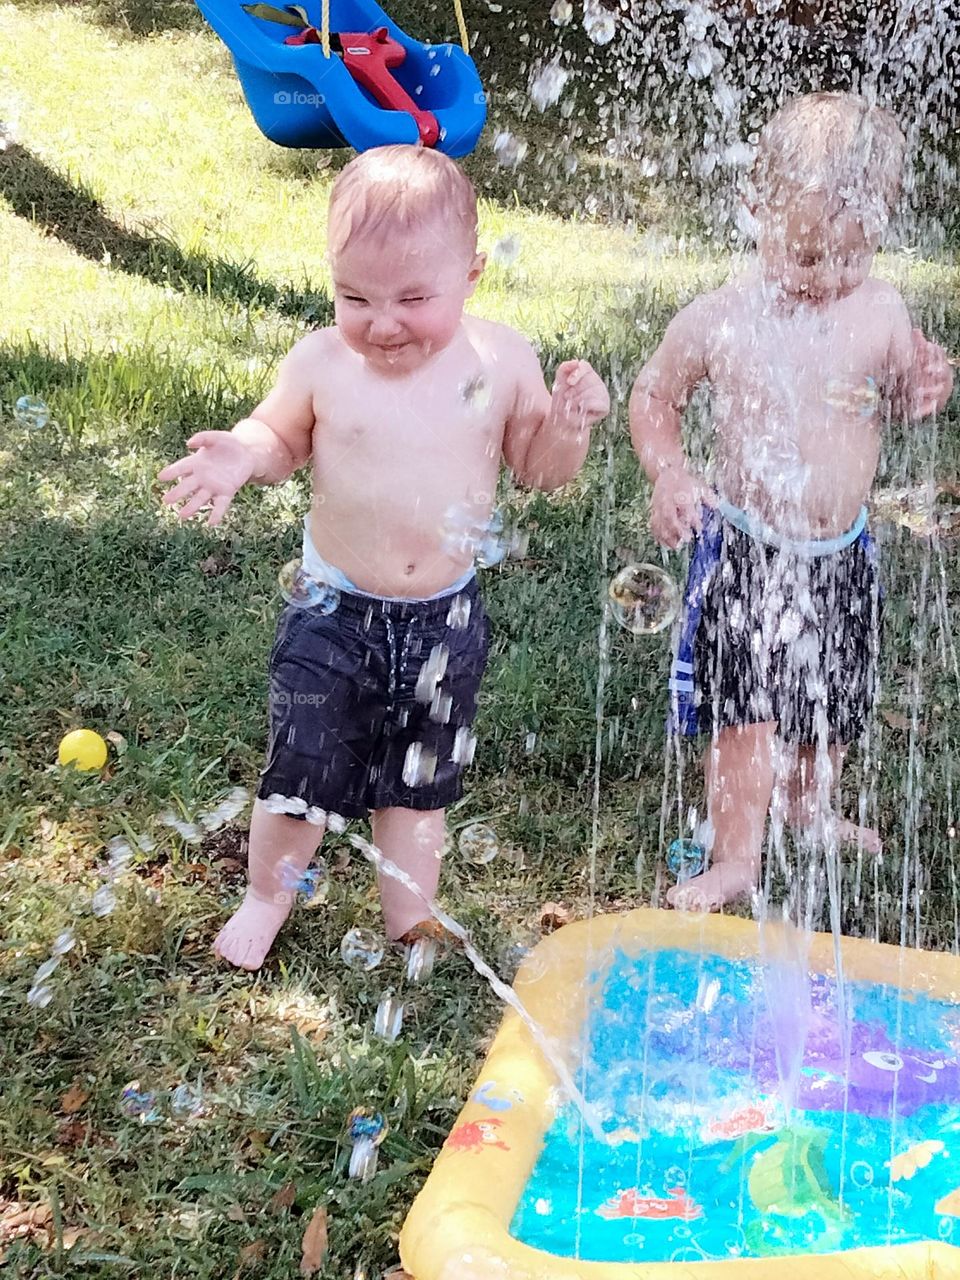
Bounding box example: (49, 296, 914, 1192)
(299, 1204, 329, 1276)
(0, 1200, 84, 1264)
(266, 1182, 296, 1215)
(60, 1082, 89, 1114)
(234, 1239, 266, 1277)
(538, 901, 572, 932)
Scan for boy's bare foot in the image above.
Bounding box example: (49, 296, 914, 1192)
(834, 819, 882, 856)
(666, 862, 758, 912)
(213, 891, 292, 970)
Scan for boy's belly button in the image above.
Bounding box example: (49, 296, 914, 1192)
(404, 563, 415, 576)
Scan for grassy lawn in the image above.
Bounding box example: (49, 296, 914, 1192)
(2, 3, 960, 1276)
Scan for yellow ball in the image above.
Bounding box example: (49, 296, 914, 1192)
(58, 729, 108, 771)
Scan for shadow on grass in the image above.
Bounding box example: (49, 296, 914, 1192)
(0, 143, 333, 324)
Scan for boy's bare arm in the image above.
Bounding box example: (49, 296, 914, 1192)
(630, 300, 715, 548)
(232, 337, 323, 483)
(885, 300, 954, 422)
(501, 333, 609, 491)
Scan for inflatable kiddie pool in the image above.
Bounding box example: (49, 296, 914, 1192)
(401, 909, 960, 1278)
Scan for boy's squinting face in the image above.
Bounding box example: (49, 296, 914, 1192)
(756, 190, 878, 306)
(331, 221, 483, 375)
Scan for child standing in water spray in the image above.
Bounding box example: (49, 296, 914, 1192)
(159, 145, 609, 968)
(630, 92, 954, 912)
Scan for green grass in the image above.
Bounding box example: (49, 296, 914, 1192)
(2, 3, 960, 1276)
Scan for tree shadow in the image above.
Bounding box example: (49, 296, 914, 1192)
(0, 142, 332, 324)
(17, 0, 203, 39)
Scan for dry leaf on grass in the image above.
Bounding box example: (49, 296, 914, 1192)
(266, 1182, 296, 1214)
(60, 1082, 89, 1114)
(234, 1239, 266, 1278)
(299, 1204, 329, 1276)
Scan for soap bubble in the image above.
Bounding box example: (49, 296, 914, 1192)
(490, 235, 521, 267)
(119, 1081, 161, 1123)
(170, 1082, 205, 1121)
(460, 373, 493, 411)
(608, 564, 680, 635)
(159, 810, 203, 842)
(374, 992, 404, 1042)
(550, 0, 573, 23)
(297, 859, 329, 907)
(51, 930, 76, 956)
(406, 935, 439, 983)
(493, 131, 528, 169)
(403, 742, 438, 788)
(459, 822, 499, 865)
(278, 560, 340, 613)
(14, 394, 50, 430)
(824, 376, 879, 418)
(199, 785, 249, 832)
(105, 836, 134, 876)
(27, 984, 54, 1009)
(529, 63, 570, 111)
(666, 838, 705, 881)
(91, 885, 117, 918)
(340, 928, 385, 971)
(583, 8, 616, 44)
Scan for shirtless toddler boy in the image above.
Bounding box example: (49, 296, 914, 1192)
(630, 93, 953, 912)
(160, 145, 609, 968)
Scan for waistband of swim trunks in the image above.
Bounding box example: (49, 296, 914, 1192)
(301, 516, 477, 616)
(716, 499, 868, 557)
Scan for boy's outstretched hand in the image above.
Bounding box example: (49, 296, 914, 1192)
(551, 360, 610, 433)
(908, 328, 954, 419)
(651, 465, 717, 549)
(158, 430, 256, 526)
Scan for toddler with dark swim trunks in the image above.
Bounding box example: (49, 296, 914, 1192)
(630, 92, 954, 912)
(159, 145, 609, 969)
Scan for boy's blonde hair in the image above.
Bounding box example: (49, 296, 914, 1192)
(327, 145, 478, 260)
(752, 92, 906, 237)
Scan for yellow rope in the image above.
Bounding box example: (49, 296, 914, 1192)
(321, 0, 330, 56)
(452, 0, 469, 53)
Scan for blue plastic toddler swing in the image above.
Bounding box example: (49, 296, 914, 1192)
(195, 0, 487, 156)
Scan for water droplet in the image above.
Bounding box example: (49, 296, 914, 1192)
(414, 644, 449, 704)
(278, 559, 341, 613)
(170, 1082, 205, 1120)
(529, 63, 569, 112)
(27, 983, 54, 1009)
(583, 8, 616, 45)
(119, 1080, 162, 1123)
(406, 936, 439, 983)
(105, 836, 134, 875)
(402, 741, 438, 787)
(490, 235, 521, 267)
(687, 42, 716, 79)
(562, 153, 579, 176)
(493, 131, 528, 169)
(524, 731, 537, 754)
(34, 957, 60, 984)
(91, 884, 117, 918)
(458, 822, 498, 865)
(347, 1108, 387, 1180)
(326, 812, 346, 835)
(14, 394, 50, 430)
(51, 930, 76, 956)
(340, 928, 385, 971)
(446, 594, 472, 629)
(452, 727, 477, 767)
(608, 564, 680, 635)
(374, 992, 404, 1042)
(262, 793, 308, 817)
(550, 0, 573, 23)
(429, 688, 453, 725)
(159, 810, 203, 842)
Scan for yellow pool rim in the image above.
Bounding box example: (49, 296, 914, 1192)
(400, 907, 960, 1279)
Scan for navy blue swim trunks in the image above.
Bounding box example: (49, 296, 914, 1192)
(257, 578, 490, 818)
(669, 505, 882, 746)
